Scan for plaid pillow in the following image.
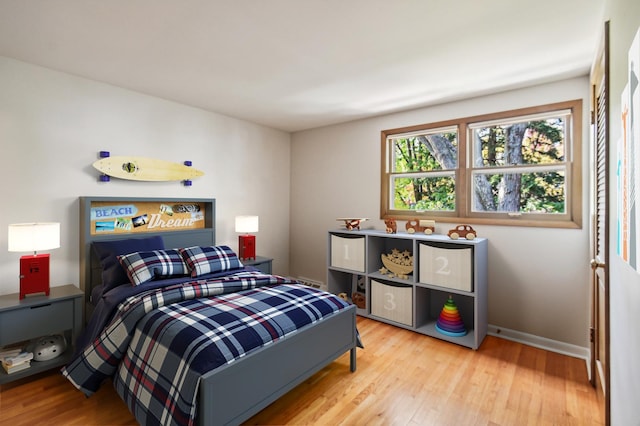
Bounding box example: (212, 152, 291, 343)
(118, 249, 189, 286)
(179, 245, 243, 277)
(92, 236, 165, 292)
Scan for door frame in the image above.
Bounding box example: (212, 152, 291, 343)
(589, 20, 610, 426)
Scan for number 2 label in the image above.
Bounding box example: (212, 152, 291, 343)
(435, 255, 451, 276)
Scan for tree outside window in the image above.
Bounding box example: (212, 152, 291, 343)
(381, 100, 582, 228)
(390, 127, 457, 212)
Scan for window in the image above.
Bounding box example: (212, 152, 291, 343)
(381, 100, 582, 228)
(388, 125, 458, 212)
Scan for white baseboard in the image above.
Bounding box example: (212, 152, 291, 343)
(487, 324, 591, 380)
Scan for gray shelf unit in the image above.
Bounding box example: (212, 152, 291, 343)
(327, 229, 488, 349)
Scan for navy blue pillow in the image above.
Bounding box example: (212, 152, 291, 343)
(92, 236, 165, 293)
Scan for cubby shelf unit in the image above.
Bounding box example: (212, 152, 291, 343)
(327, 229, 488, 349)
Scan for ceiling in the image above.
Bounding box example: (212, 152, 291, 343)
(0, 1, 605, 132)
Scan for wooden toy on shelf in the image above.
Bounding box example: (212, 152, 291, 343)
(448, 224, 477, 240)
(405, 219, 435, 234)
(380, 248, 413, 279)
(384, 218, 397, 234)
(336, 218, 368, 230)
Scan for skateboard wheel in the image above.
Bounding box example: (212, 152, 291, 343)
(184, 161, 192, 167)
(99, 174, 110, 182)
(183, 179, 192, 186)
(99, 151, 110, 158)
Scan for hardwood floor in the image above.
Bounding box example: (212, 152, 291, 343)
(0, 317, 603, 425)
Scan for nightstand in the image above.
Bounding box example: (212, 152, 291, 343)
(242, 256, 273, 274)
(0, 284, 83, 384)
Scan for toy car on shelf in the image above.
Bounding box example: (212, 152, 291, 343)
(448, 224, 477, 240)
(405, 219, 435, 234)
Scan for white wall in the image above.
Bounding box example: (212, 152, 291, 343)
(0, 56, 292, 296)
(290, 77, 591, 352)
(604, 0, 640, 423)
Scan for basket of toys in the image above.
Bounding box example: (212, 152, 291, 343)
(380, 249, 413, 276)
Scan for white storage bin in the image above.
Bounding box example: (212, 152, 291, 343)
(419, 243, 473, 292)
(371, 280, 413, 326)
(330, 234, 365, 272)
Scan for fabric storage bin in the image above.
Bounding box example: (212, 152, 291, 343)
(330, 234, 365, 272)
(419, 243, 473, 291)
(370, 279, 413, 326)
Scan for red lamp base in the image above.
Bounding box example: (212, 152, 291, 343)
(19, 254, 50, 299)
(238, 235, 256, 261)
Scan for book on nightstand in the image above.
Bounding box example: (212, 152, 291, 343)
(1, 348, 33, 374)
(2, 360, 31, 374)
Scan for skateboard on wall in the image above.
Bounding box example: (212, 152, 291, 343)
(92, 151, 204, 186)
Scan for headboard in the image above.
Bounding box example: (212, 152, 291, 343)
(79, 196, 216, 317)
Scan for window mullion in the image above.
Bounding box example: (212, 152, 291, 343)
(458, 122, 468, 217)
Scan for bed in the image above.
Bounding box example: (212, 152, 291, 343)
(63, 196, 358, 426)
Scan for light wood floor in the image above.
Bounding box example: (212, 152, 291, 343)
(0, 317, 603, 425)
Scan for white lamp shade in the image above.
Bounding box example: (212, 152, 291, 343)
(235, 216, 259, 233)
(8, 222, 61, 253)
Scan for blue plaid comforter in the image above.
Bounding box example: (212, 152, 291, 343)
(62, 270, 350, 426)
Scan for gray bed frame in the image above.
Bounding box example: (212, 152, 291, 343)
(79, 196, 357, 426)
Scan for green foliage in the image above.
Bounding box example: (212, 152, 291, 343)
(476, 119, 564, 167)
(392, 135, 456, 210)
(520, 171, 565, 213)
(393, 137, 442, 172)
(393, 176, 455, 211)
(390, 117, 566, 214)
(476, 119, 565, 212)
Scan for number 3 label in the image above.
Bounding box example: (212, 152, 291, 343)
(383, 292, 397, 311)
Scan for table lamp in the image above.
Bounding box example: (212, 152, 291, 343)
(8, 222, 60, 299)
(235, 215, 258, 260)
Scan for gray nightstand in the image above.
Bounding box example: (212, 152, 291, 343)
(0, 284, 83, 384)
(242, 256, 273, 274)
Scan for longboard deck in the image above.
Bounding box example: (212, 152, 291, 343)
(93, 156, 204, 182)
